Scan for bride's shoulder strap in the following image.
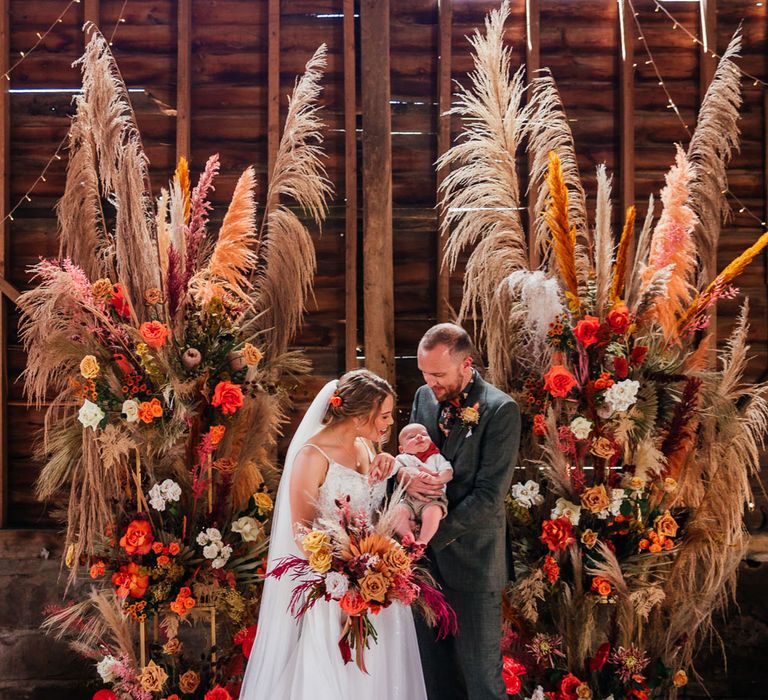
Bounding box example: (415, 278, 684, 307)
(356, 437, 377, 462)
(303, 442, 333, 465)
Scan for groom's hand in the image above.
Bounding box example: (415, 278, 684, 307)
(403, 470, 445, 502)
(368, 452, 396, 482)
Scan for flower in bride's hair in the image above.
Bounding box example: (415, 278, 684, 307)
(330, 393, 343, 408)
(302, 530, 330, 554)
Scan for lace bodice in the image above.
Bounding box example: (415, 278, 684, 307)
(307, 445, 387, 519)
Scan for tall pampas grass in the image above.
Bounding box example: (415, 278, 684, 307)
(593, 165, 614, 317)
(611, 205, 636, 304)
(251, 44, 331, 360)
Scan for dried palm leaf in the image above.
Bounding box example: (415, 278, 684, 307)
(626, 194, 655, 310)
(611, 205, 636, 303)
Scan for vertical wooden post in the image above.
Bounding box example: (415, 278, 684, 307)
(176, 0, 192, 161)
(436, 0, 452, 323)
(0, 0, 8, 527)
(525, 0, 540, 270)
(343, 0, 358, 370)
(84, 0, 99, 37)
(360, 0, 394, 385)
(618, 0, 636, 278)
(267, 0, 280, 180)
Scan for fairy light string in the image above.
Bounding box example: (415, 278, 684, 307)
(2, 1, 132, 225)
(628, 0, 767, 228)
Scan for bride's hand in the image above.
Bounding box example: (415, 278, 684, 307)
(368, 452, 396, 482)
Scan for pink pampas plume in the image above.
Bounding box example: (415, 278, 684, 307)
(642, 145, 698, 342)
(185, 153, 220, 284)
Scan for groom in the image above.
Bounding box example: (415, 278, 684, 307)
(407, 323, 520, 700)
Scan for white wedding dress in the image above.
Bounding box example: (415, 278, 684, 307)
(240, 381, 427, 700)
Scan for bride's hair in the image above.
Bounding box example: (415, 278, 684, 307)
(323, 369, 395, 426)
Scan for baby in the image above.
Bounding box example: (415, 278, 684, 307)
(392, 423, 453, 547)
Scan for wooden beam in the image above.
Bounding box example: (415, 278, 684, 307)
(0, 0, 9, 526)
(343, 0, 358, 370)
(267, 0, 280, 180)
(525, 0, 540, 270)
(360, 0, 395, 385)
(436, 0, 452, 323)
(176, 0, 192, 161)
(84, 0, 99, 38)
(618, 0, 636, 284)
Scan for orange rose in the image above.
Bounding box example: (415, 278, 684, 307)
(573, 315, 601, 347)
(607, 302, 631, 334)
(543, 365, 578, 398)
(178, 670, 200, 694)
(209, 425, 226, 445)
(591, 576, 612, 597)
(157, 555, 170, 566)
(580, 485, 610, 514)
(672, 670, 688, 687)
(89, 560, 106, 579)
(212, 381, 245, 415)
(540, 517, 575, 551)
(339, 590, 368, 615)
(138, 401, 156, 424)
(594, 372, 615, 390)
(139, 320, 170, 349)
(120, 519, 154, 555)
(654, 510, 679, 539)
(168, 542, 181, 555)
(112, 562, 149, 598)
(152, 541, 164, 554)
(542, 554, 559, 583)
(359, 572, 388, 602)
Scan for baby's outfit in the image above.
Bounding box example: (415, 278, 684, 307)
(394, 449, 452, 519)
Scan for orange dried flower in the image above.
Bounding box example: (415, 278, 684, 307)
(209, 425, 226, 445)
(89, 560, 106, 579)
(139, 320, 170, 349)
(120, 520, 154, 555)
(212, 381, 245, 415)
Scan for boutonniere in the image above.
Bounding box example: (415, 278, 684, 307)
(460, 402, 481, 436)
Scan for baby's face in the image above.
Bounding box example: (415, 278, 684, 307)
(399, 425, 433, 454)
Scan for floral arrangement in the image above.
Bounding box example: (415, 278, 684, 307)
(271, 494, 457, 672)
(23, 29, 331, 699)
(441, 4, 767, 698)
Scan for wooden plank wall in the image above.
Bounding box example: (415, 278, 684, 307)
(1, 0, 766, 527)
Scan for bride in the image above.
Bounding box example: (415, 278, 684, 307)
(240, 369, 428, 699)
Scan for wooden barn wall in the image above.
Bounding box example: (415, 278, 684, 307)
(0, 1, 767, 695)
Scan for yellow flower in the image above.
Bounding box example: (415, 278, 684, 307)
(663, 477, 678, 493)
(91, 278, 113, 300)
(143, 288, 163, 305)
(162, 637, 183, 655)
(302, 530, 330, 554)
(65, 543, 76, 569)
(628, 476, 645, 491)
(254, 491, 273, 512)
(138, 660, 168, 693)
(79, 355, 100, 379)
(308, 547, 332, 574)
(590, 437, 616, 460)
(576, 683, 593, 699)
(243, 342, 264, 366)
(460, 404, 480, 426)
(580, 485, 610, 514)
(359, 572, 388, 602)
(382, 547, 411, 574)
(178, 669, 200, 694)
(654, 510, 679, 539)
(580, 529, 598, 549)
(673, 670, 688, 687)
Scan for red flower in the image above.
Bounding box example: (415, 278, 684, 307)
(212, 381, 245, 415)
(112, 562, 149, 598)
(533, 413, 547, 437)
(109, 283, 131, 319)
(573, 316, 601, 347)
(542, 554, 560, 583)
(93, 691, 118, 700)
(607, 302, 631, 334)
(627, 689, 649, 700)
(502, 656, 526, 695)
(234, 624, 258, 658)
(589, 642, 611, 671)
(613, 356, 629, 380)
(593, 372, 615, 390)
(204, 687, 232, 700)
(559, 673, 582, 700)
(630, 345, 648, 367)
(139, 320, 170, 349)
(543, 365, 578, 398)
(119, 519, 154, 555)
(540, 517, 575, 552)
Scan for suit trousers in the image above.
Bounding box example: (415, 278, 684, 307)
(415, 583, 505, 700)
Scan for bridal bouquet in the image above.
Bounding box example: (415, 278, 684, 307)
(271, 495, 457, 672)
(440, 4, 768, 698)
(22, 28, 331, 699)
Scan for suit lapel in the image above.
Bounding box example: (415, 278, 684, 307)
(418, 387, 442, 446)
(442, 375, 488, 462)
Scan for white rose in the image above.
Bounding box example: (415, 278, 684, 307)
(526, 687, 546, 700)
(78, 400, 105, 430)
(202, 543, 219, 560)
(212, 544, 232, 569)
(205, 527, 222, 542)
(196, 531, 208, 546)
(121, 399, 140, 423)
(511, 480, 543, 508)
(569, 416, 593, 440)
(231, 516, 261, 542)
(96, 655, 119, 683)
(551, 497, 581, 526)
(160, 479, 181, 502)
(604, 379, 640, 413)
(148, 483, 166, 511)
(608, 488, 625, 516)
(325, 571, 349, 599)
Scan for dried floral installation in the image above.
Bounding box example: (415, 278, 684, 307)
(441, 3, 767, 699)
(20, 27, 331, 699)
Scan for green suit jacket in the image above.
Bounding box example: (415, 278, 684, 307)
(410, 373, 521, 591)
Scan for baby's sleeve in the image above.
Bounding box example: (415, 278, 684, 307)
(433, 454, 453, 474)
